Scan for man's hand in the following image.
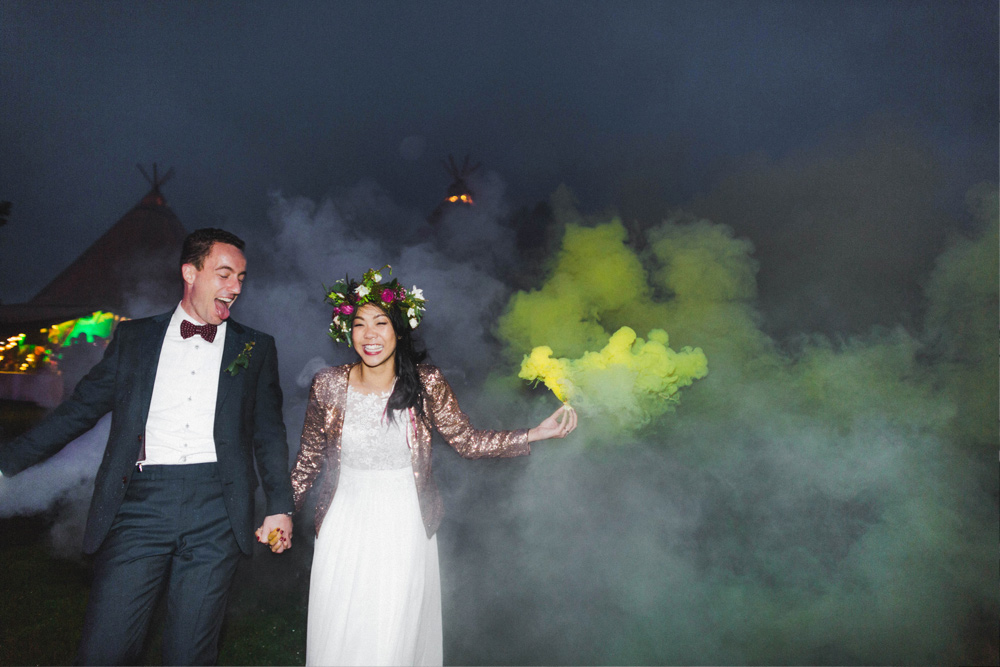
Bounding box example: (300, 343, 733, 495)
(255, 513, 293, 554)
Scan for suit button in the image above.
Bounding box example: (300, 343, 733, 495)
(122, 476, 128, 485)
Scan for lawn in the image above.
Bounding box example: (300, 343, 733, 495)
(0, 512, 311, 665)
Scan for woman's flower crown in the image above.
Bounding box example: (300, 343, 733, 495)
(324, 265, 427, 344)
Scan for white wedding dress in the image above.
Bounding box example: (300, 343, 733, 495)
(306, 388, 443, 666)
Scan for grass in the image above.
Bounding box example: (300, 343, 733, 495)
(0, 516, 91, 665)
(0, 513, 310, 665)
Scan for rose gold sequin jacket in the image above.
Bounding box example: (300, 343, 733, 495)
(291, 364, 530, 537)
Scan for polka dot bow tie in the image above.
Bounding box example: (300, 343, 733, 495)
(180, 320, 218, 343)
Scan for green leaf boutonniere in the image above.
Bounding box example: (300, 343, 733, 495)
(226, 341, 255, 376)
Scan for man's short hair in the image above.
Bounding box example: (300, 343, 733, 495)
(180, 228, 246, 270)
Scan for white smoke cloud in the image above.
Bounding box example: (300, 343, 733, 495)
(236, 174, 519, 442)
(0, 415, 108, 517)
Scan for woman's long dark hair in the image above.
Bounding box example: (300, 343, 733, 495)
(361, 303, 427, 420)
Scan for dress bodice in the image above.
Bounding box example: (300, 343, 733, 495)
(340, 387, 411, 470)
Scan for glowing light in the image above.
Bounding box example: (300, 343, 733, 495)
(2, 311, 122, 374)
(48, 311, 119, 347)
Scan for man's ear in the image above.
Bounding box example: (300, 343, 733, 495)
(181, 263, 197, 285)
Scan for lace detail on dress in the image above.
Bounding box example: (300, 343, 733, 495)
(341, 387, 411, 470)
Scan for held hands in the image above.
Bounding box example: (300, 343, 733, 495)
(527, 404, 578, 443)
(255, 513, 293, 554)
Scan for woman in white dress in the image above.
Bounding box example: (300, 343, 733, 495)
(287, 267, 576, 666)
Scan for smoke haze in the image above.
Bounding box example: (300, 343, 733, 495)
(1, 129, 997, 664)
(1, 4, 996, 662)
(442, 180, 997, 664)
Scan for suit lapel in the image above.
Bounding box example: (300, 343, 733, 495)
(216, 318, 246, 414)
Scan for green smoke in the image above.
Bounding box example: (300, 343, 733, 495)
(480, 186, 997, 664)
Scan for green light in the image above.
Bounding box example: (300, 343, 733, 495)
(49, 311, 118, 347)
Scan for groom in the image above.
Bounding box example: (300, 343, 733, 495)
(0, 228, 294, 665)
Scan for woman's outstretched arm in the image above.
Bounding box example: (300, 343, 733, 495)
(422, 366, 577, 456)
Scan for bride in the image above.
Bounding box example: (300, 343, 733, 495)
(286, 266, 576, 666)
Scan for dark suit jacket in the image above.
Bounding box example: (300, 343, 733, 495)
(0, 310, 294, 554)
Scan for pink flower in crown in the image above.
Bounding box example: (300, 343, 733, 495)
(381, 288, 396, 303)
(396, 287, 407, 300)
(340, 303, 355, 316)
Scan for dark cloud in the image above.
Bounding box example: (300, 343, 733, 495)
(689, 118, 952, 336)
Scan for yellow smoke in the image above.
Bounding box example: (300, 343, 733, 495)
(501, 184, 996, 445)
(519, 326, 708, 427)
(519, 345, 571, 402)
(498, 221, 653, 359)
(499, 217, 709, 431)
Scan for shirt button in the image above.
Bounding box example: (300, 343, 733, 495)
(191, 371, 196, 375)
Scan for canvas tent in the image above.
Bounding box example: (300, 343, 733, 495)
(0, 169, 187, 405)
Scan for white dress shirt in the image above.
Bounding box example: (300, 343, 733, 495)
(142, 304, 227, 465)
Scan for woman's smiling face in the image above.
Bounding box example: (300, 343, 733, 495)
(351, 303, 398, 370)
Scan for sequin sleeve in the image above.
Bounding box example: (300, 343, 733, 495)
(291, 368, 335, 511)
(420, 365, 530, 459)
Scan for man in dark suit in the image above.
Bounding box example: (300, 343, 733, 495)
(0, 228, 294, 665)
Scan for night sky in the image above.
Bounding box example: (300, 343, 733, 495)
(1, 1, 996, 311)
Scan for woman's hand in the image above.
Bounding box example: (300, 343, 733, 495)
(527, 404, 578, 443)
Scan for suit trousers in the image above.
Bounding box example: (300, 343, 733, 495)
(76, 463, 243, 666)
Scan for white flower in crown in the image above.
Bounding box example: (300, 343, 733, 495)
(411, 286, 423, 300)
(356, 284, 370, 298)
(409, 317, 419, 329)
(407, 307, 415, 317)
(372, 272, 382, 282)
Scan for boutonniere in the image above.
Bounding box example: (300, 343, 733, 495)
(226, 341, 255, 376)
